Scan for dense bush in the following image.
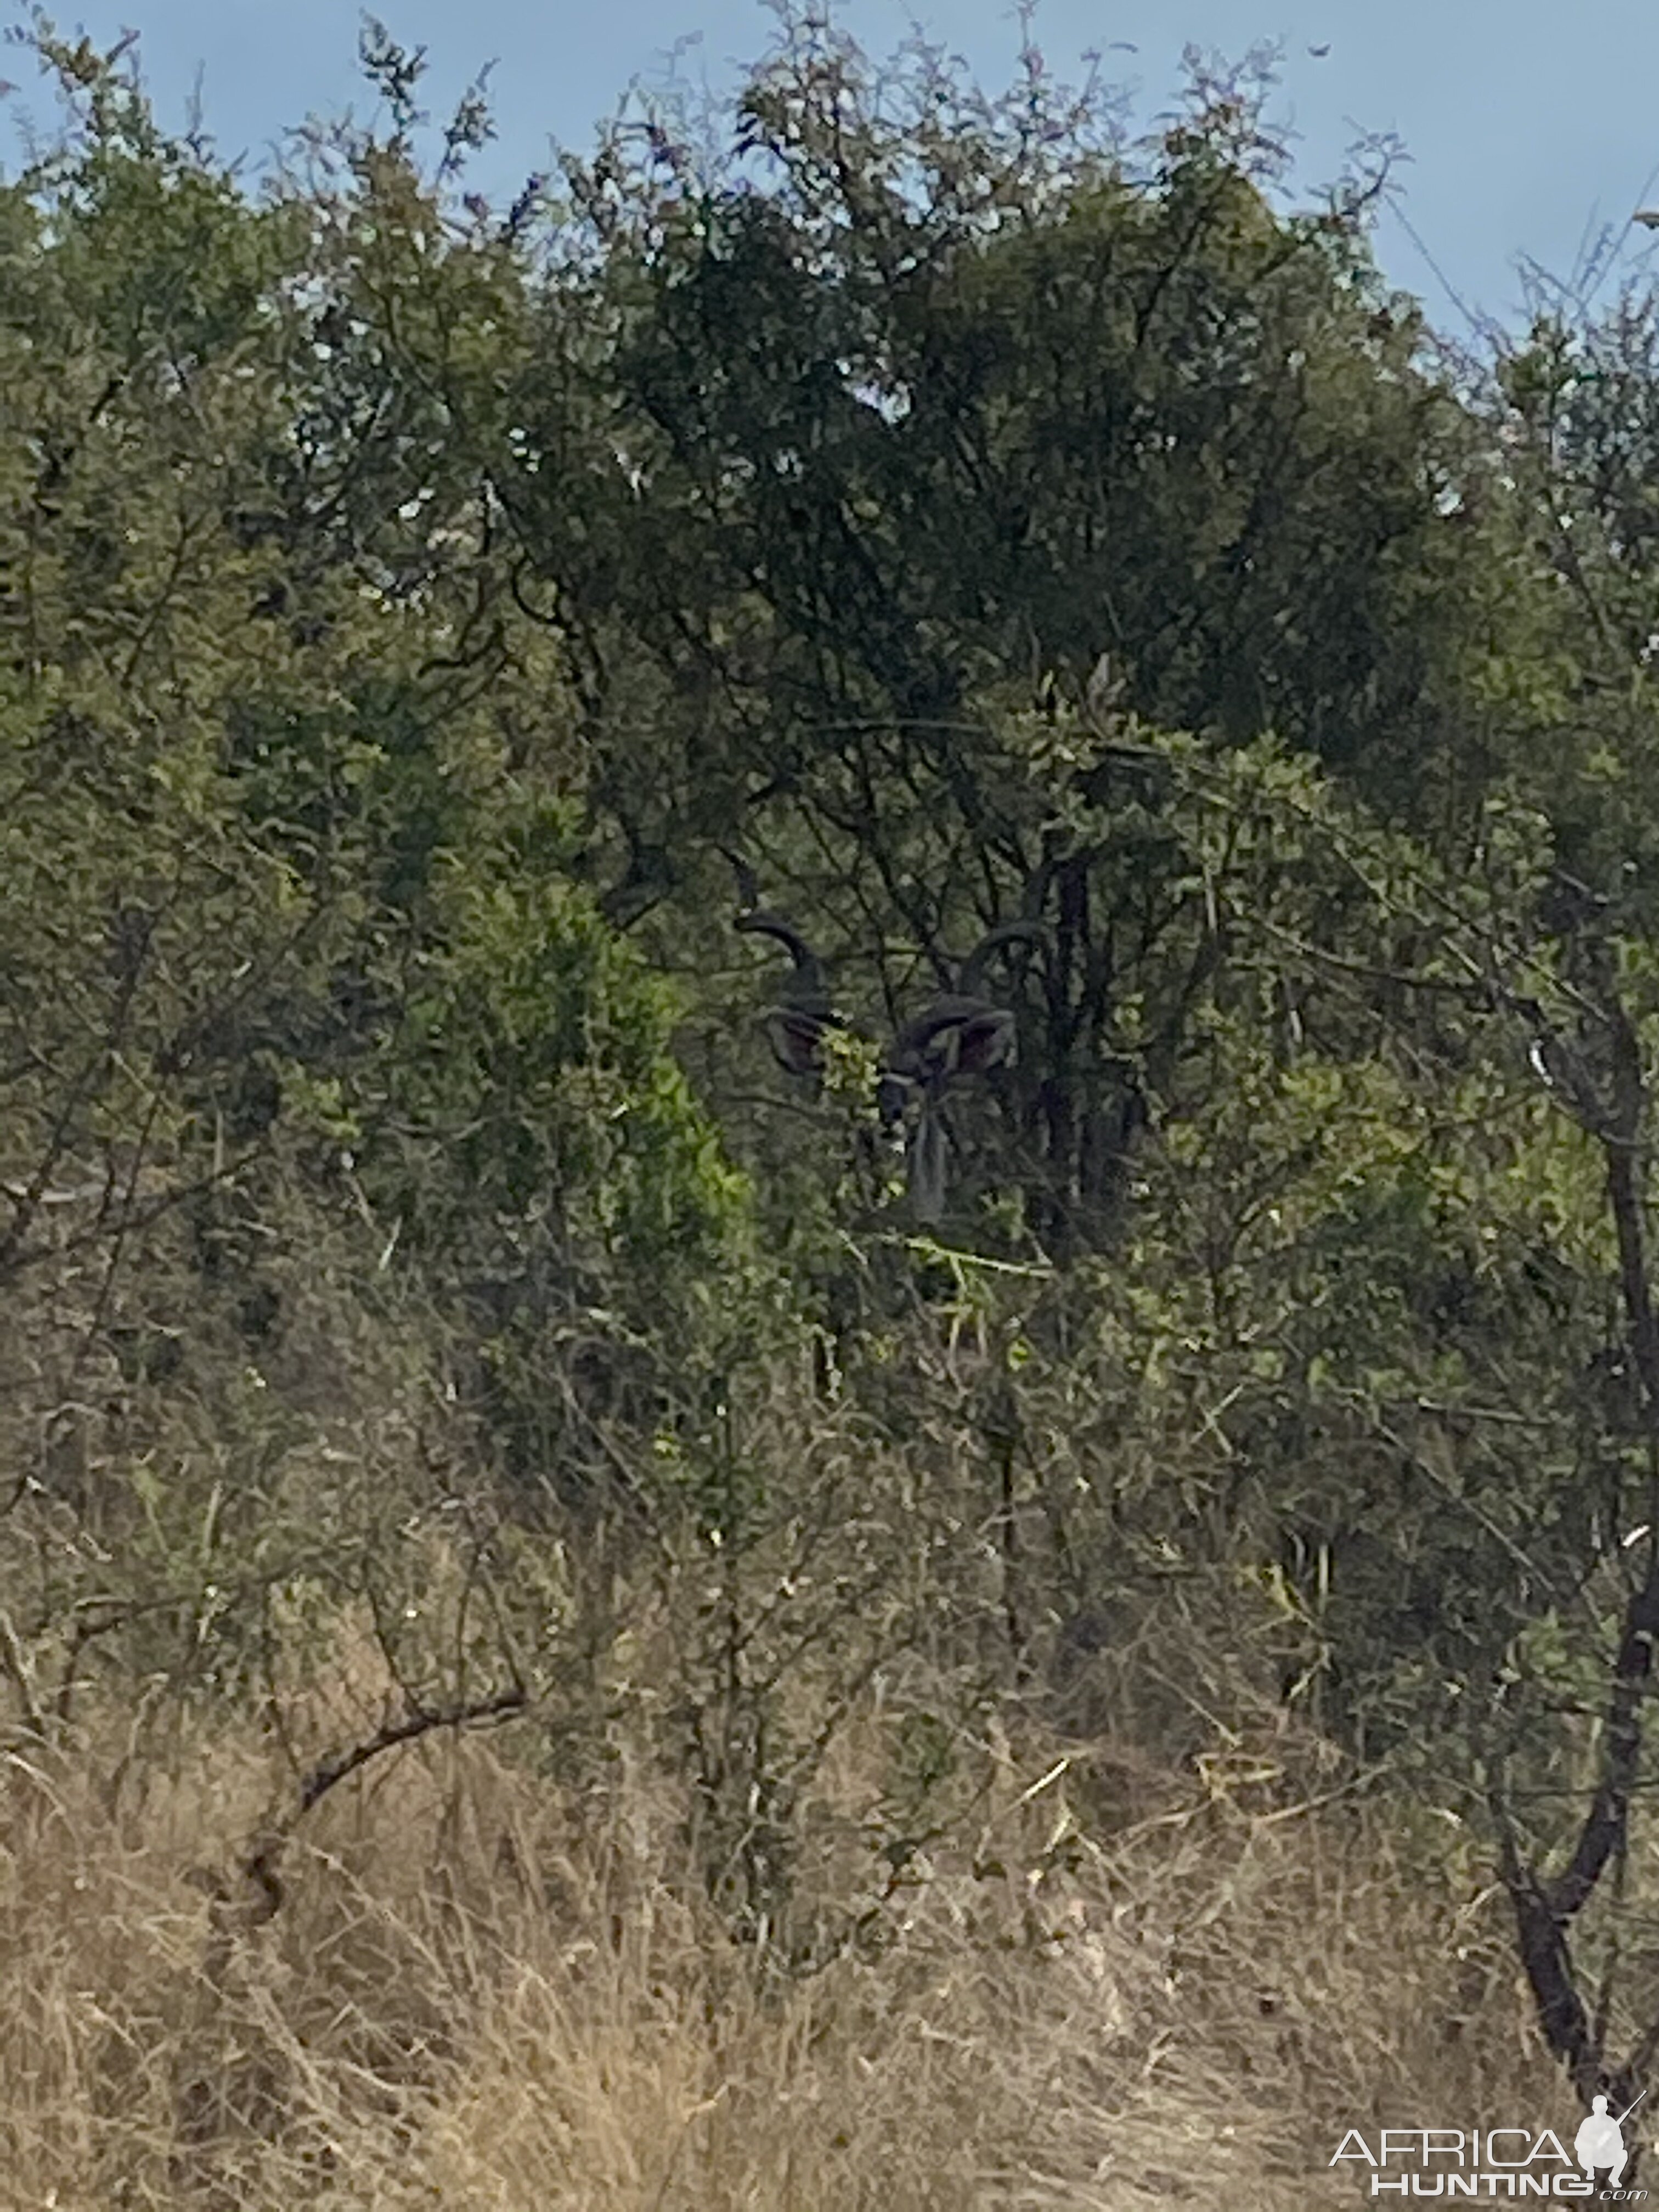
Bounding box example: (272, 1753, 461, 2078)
(5, 9, 1659, 2197)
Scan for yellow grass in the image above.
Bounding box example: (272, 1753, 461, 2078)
(0, 1684, 1572, 2211)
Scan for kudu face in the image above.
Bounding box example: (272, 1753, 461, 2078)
(733, 890, 1044, 1224)
(876, 923, 1046, 1222)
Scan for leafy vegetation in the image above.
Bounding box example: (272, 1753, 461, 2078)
(6, 8, 1659, 2202)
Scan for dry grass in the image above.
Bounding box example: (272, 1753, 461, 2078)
(0, 1677, 1572, 2212)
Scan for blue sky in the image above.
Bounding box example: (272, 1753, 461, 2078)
(4, 1, 1658, 340)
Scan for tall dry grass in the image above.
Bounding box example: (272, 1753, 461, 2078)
(0, 1667, 1571, 2212)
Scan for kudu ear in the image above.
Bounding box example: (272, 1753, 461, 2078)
(949, 1005, 1017, 1076)
(763, 1007, 830, 1075)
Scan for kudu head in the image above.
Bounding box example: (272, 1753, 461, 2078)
(878, 921, 1048, 1223)
(729, 860, 1046, 1226)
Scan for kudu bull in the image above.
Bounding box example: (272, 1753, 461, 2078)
(730, 870, 1046, 1223)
